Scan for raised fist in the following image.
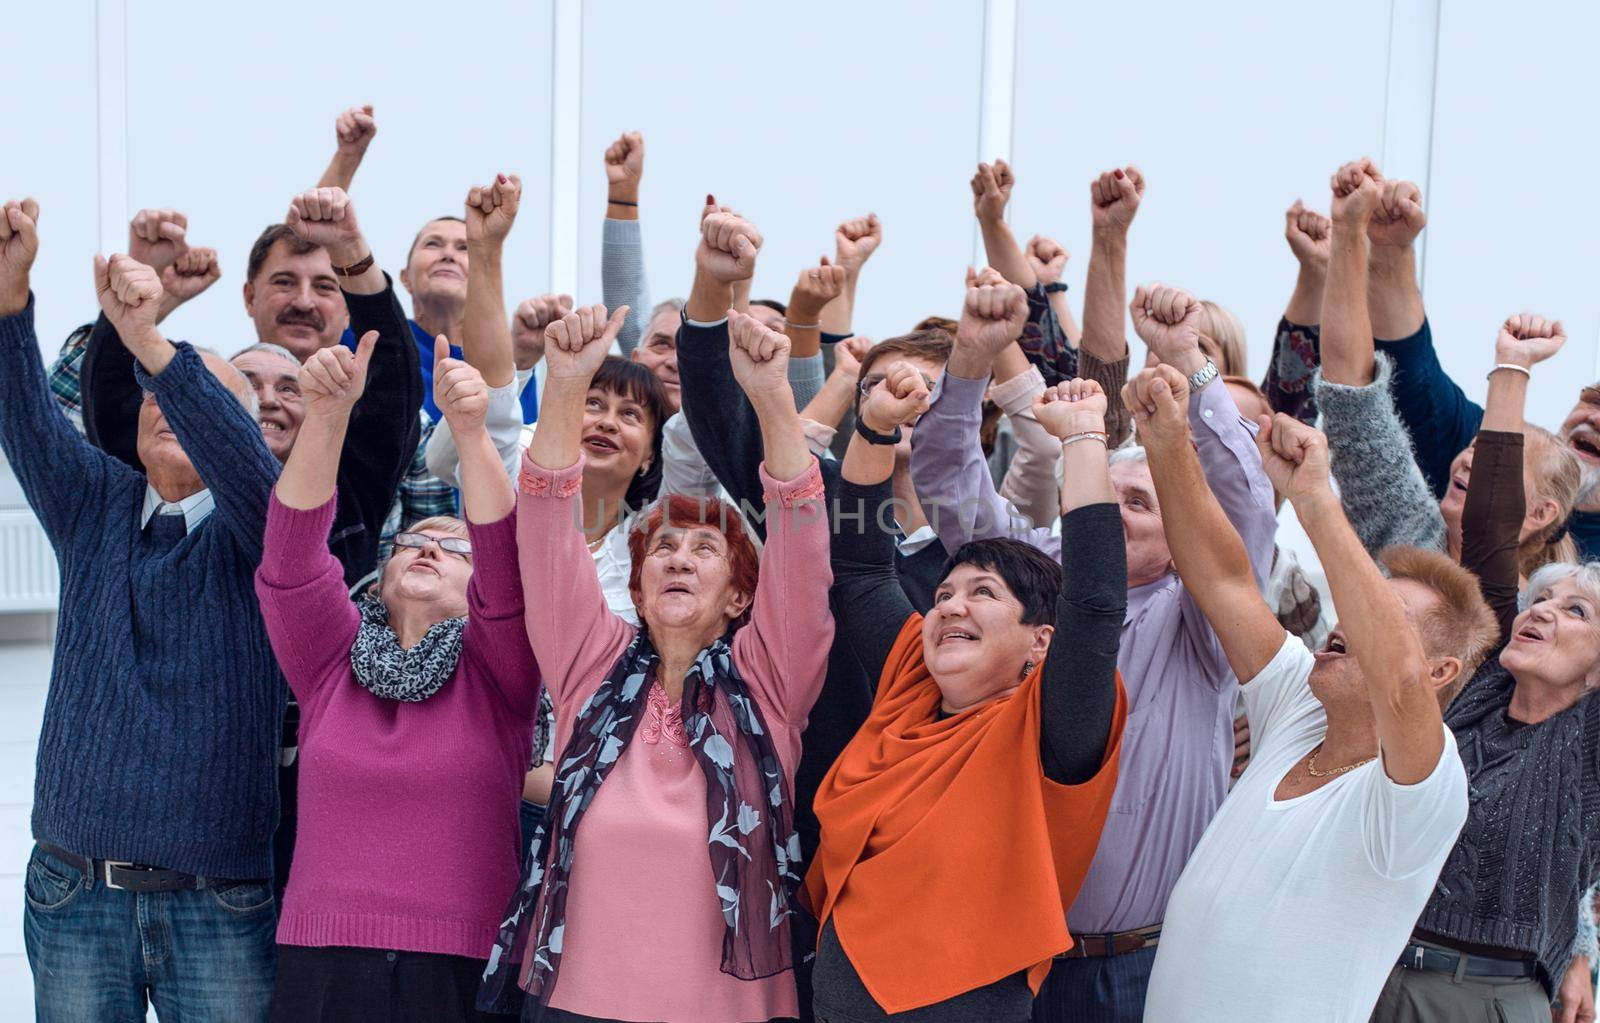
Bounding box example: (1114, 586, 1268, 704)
(286, 187, 363, 255)
(128, 209, 188, 274)
(1494, 312, 1566, 370)
(1090, 166, 1144, 233)
(955, 267, 1028, 355)
(604, 132, 644, 196)
(1033, 378, 1107, 441)
(834, 214, 882, 272)
(300, 329, 377, 417)
(1254, 413, 1332, 506)
(1368, 178, 1426, 249)
(0, 198, 41, 313)
(544, 303, 628, 384)
(1120, 365, 1190, 449)
(512, 293, 574, 369)
(161, 246, 221, 305)
(791, 257, 847, 318)
(433, 335, 489, 434)
(1026, 234, 1068, 286)
(831, 335, 874, 382)
(859, 359, 932, 434)
(727, 308, 792, 401)
(335, 105, 377, 158)
(466, 174, 522, 244)
(1283, 200, 1331, 271)
(93, 253, 164, 346)
(695, 198, 763, 284)
(971, 160, 1014, 223)
(1329, 158, 1383, 228)
(1130, 283, 1203, 367)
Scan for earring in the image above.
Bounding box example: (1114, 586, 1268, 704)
(1021, 660, 1035, 680)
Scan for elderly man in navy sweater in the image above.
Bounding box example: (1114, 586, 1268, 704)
(0, 197, 285, 1021)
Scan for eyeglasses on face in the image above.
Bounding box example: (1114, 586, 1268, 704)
(392, 531, 472, 560)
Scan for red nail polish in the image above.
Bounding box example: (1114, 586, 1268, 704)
(497, 174, 507, 184)
(1114, 169, 1124, 180)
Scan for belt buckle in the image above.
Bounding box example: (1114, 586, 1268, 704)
(101, 860, 136, 891)
(1410, 946, 1426, 971)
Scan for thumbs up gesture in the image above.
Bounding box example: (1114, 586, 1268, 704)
(300, 329, 377, 418)
(433, 335, 490, 435)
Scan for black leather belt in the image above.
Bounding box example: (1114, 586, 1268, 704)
(38, 842, 258, 894)
(1399, 941, 1538, 979)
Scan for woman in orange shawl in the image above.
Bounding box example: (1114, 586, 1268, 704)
(805, 340, 1128, 1021)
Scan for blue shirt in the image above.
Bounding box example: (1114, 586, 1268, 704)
(343, 321, 538, 424)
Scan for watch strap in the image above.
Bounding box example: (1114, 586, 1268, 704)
(854, 417, 903, 446)
(1188, 358, 1220, 392)
(333, 252, 375, 278)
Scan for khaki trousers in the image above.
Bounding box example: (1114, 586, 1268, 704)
(1368, 962, 1548, 1023)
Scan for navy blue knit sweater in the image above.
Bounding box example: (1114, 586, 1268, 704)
(0, 299, 285, 879)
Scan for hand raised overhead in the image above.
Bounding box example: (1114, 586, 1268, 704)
(1090, 166, 1144, 233)
(858, 359, 932, 434)
(604, 132, 644, 194)
(1367, 178, 1426, 249)
(1120, 364, 1190, 449)
(128, 209, 188, 274)
(466, 174, 522, 244)
(512, 294, 574, 369)
(1494, 312, 1566, 369)
(543, 303, 628, 384)
(0, 198, 40, 315)
(955, 266, 1028, 355)
(727, 308, 792, 402)
(695, 198, 763, 284)
(433, 335, 490, 434)
(971, 159, 1014, 223)
(791, 257, 847, 318)
(834, 214, 882, 272)
(300, 330, 378, 417)
(1130, 283, 1204, 370)
(1026, 234, 1069, 285)
(1254, 413, 1332, 507)
(1034, 378, 1108, 440)
(832, 335, 874, 382)
(1329, 158, 1383, 228)
(94, 253, 164, 346)
(1283, 200, 1331, 271)
(161, 247, 221, 305)
(286, 187, 365, 261)
(335, 105, 377, 158)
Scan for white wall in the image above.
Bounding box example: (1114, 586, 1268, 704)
(0, 0, 1597, 1014)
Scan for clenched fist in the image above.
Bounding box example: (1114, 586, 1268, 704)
(433, 335, 490, 434)
(1091, 166, 1144, 234)
(1494, 312, 1566, 370)
(0, 198, 40, 316)
(301, 330, 378, 417)
(512, 294, 574, 370)
(831, 335, 874, 382)
(858, 360, 932, 434)
(727, 308, 792, 402)
(1254, 413, 1332, 507)
(1368, 178, 1426, 249)
(834, 214, 882, 272)
(335, 105, 377, 159)
(544, 303, 629, 384)
(1033, 378, 1107, 440)
(1026, 235, 1069, 286)
(1329, 158, 1383, 228)
(955, 267, 1028, 356)
(790, 258, 847, 320)
(604, 132, 644, 199)
(971, 160, 1014, 223)
(1283, 201, 1331, 272)
(161, 247, 221, 307)
(466, 174, 522, 244)
(286, 187, 366, 264)
(94, 253, 164, 348)
(1130, 283, 1204, 372)
(695, 198, 763, 284)
(1120, 365, 1190, 450)
(128, 209, 188, 274)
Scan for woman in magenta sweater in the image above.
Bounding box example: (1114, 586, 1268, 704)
(478, 305, 832, 1022)
(255, 328, 538, 1022)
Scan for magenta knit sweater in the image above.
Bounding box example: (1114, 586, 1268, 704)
(255, 492, 540, 959)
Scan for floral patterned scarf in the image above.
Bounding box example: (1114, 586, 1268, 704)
(477, 628, 800, 1016)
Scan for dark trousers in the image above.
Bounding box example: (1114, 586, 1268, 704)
(23, 843, 276, 1022)
(1368, 962, 1549, 1022)
(1032, 946, 1157, 1023)
(270, 944, 516, 1023)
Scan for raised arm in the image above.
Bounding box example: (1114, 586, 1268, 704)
(821, 214, 881, 339)
(461, 173, 522, 389)
(1264, 201, 1330, 423)
(1260, 413, 1447, 784)
(1081, 165, 1143, 445)
(601, 131, 649, 353)
(800, 334, 871, 431)
(784, 257, 846, 409)
(1320, 158, 1383, 386)
(316, 105, 377, 193)
(972, 160, 1035, 288)
(1128, 364, 1285, 683)
(124, 209, 223, 325)
(1366, 177, 1427, 343)
(1027, 234, 1080, 346)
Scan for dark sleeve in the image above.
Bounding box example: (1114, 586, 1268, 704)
(1041, 502, 1126, 785)
(677, 316, 771, 540)
(339, 277, 424, 553)
(1262, 318, 1322, 425)
(830, 477, 918, 686)
(1460, 430, 1525, 645)
(80, 313, 145, 470)
(1373, 320, 1484, 498)
(1017, 284, 1078, 387)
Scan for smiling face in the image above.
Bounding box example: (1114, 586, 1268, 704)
(1111, 458, 1173, 587)
(232, 349, 303, 461)
(379, 526, 473, 618)
(921, 563, 1053, 713)
(1560, 386, 1600, 505)
(1501, 575, 1600, 694)
(581, 384, 656, 486)
(401, 218, 469, 308)
(242, 239, 349, 361)
(631, 309, 681, 412)
(634, 524, 749, 633)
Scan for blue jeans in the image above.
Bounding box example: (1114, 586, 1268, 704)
(23, 843, 276, 1022)
(1032, 946, 1157, 1023)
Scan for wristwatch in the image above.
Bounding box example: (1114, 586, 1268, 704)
(1042, 282, 1069, 294)
(854, 417, 903, 446)
(1188, 358, 1220, 392)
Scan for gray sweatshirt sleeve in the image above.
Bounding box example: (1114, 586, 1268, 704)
(1313, 353, 1447, 555)
(601, 218, 649, 356)
(786, 352, 826, 411)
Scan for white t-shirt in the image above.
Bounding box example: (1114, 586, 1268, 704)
(1143, 635, 1468, 1023)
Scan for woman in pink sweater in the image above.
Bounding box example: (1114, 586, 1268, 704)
(478, 306, 832, 1022)
(255, 329, 537, 1023)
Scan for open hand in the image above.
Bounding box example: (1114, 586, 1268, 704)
(1033, 378, 1107, 440)
(300, 330, 377, 417)
(1495, 312, 1566, 369)
(544, 303, 628, 384)
(1090, 166, 1144, 233)
(466, 174, 521, 244)
(433, 335, 489, 434)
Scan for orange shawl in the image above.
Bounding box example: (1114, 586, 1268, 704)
(802, 614, 1126, 1013)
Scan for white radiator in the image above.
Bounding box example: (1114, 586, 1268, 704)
(0, 509, 57, 613)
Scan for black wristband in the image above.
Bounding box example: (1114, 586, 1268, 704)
(821, 330, 853, 345)
(1043, 282, 1069, 294)
(607, 199, 639, 207)
(854, 417, 903, 446)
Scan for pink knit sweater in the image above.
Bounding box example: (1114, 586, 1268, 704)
(516, 452, 833, 1023)
(255, 493, 540, 959)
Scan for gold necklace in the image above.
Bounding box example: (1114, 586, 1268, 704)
(1305, 743, 1377, 778)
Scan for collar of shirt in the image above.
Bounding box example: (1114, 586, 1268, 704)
(140, 485, 215, 534)
(897, 524, 939, 556)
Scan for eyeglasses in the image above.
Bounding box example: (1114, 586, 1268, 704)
(392, 532, 472, 560)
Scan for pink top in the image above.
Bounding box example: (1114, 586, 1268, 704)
(255, 493, 539, 959)
(516, 451, 832, 1023)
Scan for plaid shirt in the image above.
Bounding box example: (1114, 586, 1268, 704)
(382, 412, 457, 550)
(47, 324, 93, 435)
